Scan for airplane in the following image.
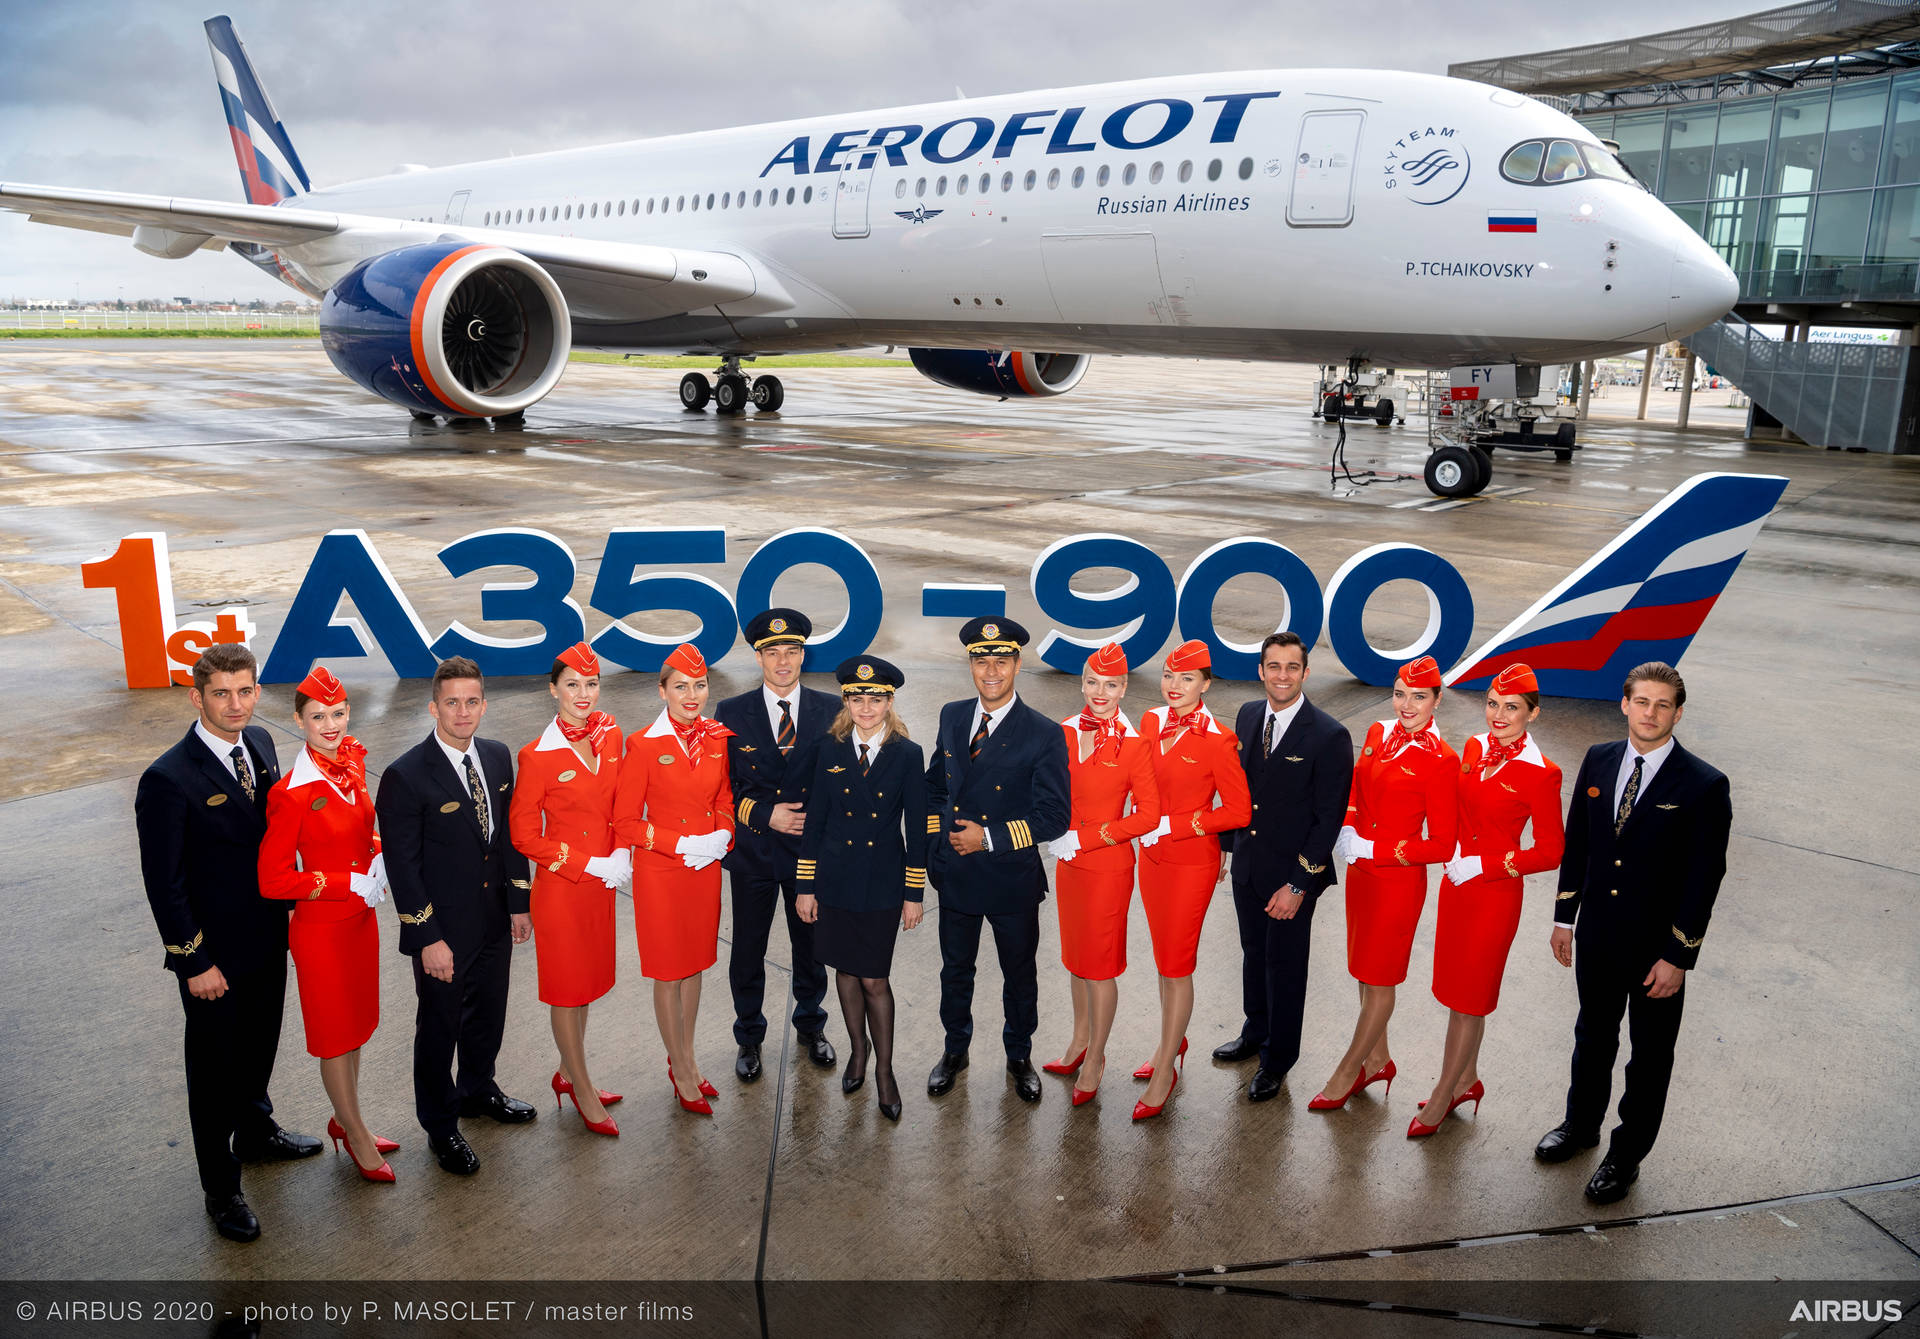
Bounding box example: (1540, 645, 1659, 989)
(0, 16, 1738, 492)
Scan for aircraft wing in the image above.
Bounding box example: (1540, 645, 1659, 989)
(0, 181, 762, 319)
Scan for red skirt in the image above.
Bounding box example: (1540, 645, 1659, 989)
(1344, 860, 1430, 987)
(632, 854, 720, 981)
(1138, 856, 1214, 977)
(288, 903, 379, 1059)
(1056, 862, 1133, 980)
(1431, 874, 1524, 1015)
(531, 870, 616, 1006)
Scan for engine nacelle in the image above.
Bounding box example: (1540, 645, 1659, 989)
(908, 348, 1090, 400)
(320, 242, 571, 417)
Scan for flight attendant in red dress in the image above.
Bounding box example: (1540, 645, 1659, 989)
(1040, 642, 1161, 1108)
(258, 666, 397, 1183)
(1408, 663, 1566, 1137)
(1132, 639, 1252, 1122)
(1311, 655, 1459, 1112)
(510, 641, 629, 1138)
(613, 642, 736, 1116)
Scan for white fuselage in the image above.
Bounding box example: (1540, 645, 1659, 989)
(266, 69, 1737, 367)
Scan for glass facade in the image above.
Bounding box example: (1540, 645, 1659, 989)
(1581, 72, 1920, 303)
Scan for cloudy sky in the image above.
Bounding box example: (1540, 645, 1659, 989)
(1, 0, 1761, 302)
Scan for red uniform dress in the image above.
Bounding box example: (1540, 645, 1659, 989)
(613, 709, 736, 981)
(1433, 733, 1566, 1015)
(510, 717, 624, 1007)
(1137, 705, 1253, 977)
(1344, 719, 1460, 987)
(1054, 712, 1162, 980)
(258, 744, 380, 1059)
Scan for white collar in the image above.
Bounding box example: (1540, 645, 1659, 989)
(974, 693, 1019, 723)
(763, 682, 800, 710)
(1472, 731, 1544, 770)
(194, 719, 245, 764)
(1377, 717, 1441, 738)
(853, 724, 888, 751)
(643, 707, 679, 739)
(535, 718, 573, 752)
(1626, 736, 1676, 768)
(288, 745, 356, 802)
(1265, 696, 1306, 723)
(1060, 708, 1138, 738)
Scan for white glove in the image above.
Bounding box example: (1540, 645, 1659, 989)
(350, 869, 387, 907)
(608, 847, 632, 888)
(676, 830, 731, 862)
(1350, 836, 1374, 863)
(1046, 831, 1082, 864)
(366, 852, 387, 891)
(584, 852, 631, 890)
(681, 853, 717, 871)
(1334, 826, 1357, 866)
(1446, 855, 1484, 886)
(1140, 817, 1172, 850)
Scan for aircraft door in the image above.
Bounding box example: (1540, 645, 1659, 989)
(832, 164, 873, 239)
(445, 190, 471, 224)
(1287, 111, 1363, 227)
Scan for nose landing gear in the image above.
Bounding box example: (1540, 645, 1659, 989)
(680, 357, 783, 416)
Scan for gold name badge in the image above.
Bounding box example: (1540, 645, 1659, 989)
(558, 770, 577, 783)
(311, 796, 327, 811)
(658, 754, 676, 765)
(206, 794, 228, 806)
(439, 801, 461, 813)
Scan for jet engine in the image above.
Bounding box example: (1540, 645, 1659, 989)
(907, 348, 1090, 400)
(319, 242, 571, 418)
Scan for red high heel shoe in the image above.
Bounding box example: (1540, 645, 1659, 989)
(1072, 1085, 1098, 1107)
(1364, 1059, 1396, 1097)
(1307, 1066, 1371, 1112)
(669, 1062, 718, 1100)
(1131, 1067, 1180, 1122)
(1042, 1047, 1087, 1076)
(328, 1116, 398, 1155)
(668, 1070, 713, 1116)
(1410, 1079, 1485, 1130)
(552, 1070, 624, 1106)
(1132, 1036, 1187, 1081)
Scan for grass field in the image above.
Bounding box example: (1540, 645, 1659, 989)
(0, 326, 319, 339)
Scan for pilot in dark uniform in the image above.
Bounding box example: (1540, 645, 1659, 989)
(1536, 662, 1731, 1205)
(924, 618, 1071, 1104)
(715, 608, 841, 1081)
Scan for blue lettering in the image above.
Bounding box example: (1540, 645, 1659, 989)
(994, 109, 1056, 159)
(760, 136, 812, 177)
(813, 128, 869, 175)
(858, 124, 923, 169)
(1202, 91, 1280, 143)
(923, 116, 995, 164)
(1101, 99, 1193, 151)
(1046, 106, 1098, 154)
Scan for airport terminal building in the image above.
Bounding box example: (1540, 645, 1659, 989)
(1454, 0, 1920, 452)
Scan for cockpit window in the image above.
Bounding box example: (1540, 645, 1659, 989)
(1580, 144, 1639, 186)
(1501, 142, 1545, 183)
(1542, 140, 1587, 182)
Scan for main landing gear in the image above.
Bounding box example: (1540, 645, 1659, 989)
(680, 358, 784, 415)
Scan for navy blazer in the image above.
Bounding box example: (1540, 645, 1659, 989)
(790, 731, 929, 910)
(135, 723, 286, 977)
(924, 696, 1070, 915)
(1221, 696, 1353, 898)
(716, 684, 841, 882)
(1556, 738, 1731, 973)
(374, 733, 530, 959)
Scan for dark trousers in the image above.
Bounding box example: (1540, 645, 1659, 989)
(728, 873, 828, 1045)
(937, 902, 1040, 1061)
(1229, 872, 1319, 1075)
(411, 931, 511, 1139)
(176, 958, 286, 1199)
(1565, 945, 1687, 1166)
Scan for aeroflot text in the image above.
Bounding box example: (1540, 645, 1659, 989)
(1097, 193, 1253, 215)
(760, 92, 1282, 176)
(1406, 262, 1538, 278)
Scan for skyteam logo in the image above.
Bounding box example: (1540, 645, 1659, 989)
(1384, 126, 1470, 206)
(896, 204, 944, 224)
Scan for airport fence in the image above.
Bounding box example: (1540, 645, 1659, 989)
(0, 310, 318, 331)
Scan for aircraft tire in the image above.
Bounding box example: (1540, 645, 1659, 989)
(1374, 398, 1394, 426)
(680, 373, 712, 411)
(751, 374, 785, 412)
(1424, 445, 1479, 498)
(1468, 445, 1493, 493)
(715, 374, 749, 415)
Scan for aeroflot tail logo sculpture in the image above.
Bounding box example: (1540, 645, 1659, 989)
(82, 473, 1788, 701)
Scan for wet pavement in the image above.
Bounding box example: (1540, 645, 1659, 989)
(0, 341, 1914, 1314)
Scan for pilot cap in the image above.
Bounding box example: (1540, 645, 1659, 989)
(746, 608, 811, 650)
(960, 617, 1028, 657)
(836, 655, 903, 694)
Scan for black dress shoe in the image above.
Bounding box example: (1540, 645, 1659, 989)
(878, 1100, 902, 1122)
(429, 1131, 480, 1176)
(842, 1059, 866, 1095)
(234, 1128, 323, 1161)
(460, 1093, 537, 1124)
(1212, 1035, 1261, 1063)
(1584, 1158, 1639, 1204)
(927, 1051, 968, 1096)
(1007, 1058, 1042, 1103)
(736, 1043, 763, 1082)
(1534, 1121, 1602, 1163)
(205, 1193, 260, 1243)
(800, 1031, 837, 1068)
(1248, 1069, 1284, 1102)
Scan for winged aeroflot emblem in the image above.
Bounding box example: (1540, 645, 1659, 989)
(896, 204, 943, 224)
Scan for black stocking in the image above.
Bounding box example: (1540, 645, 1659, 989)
(863, 976, 897, 1107)
(836, 972, 869, 1082)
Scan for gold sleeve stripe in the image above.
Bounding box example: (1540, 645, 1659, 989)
(1556, 889, 1579, 900)
(926, 816, 942, 834)
(1671, 925, 1704, 949)
(1008, 819, 1033, 850)
(738, 798, 755, 825)
(165, 929, 205, 956)
(511, 879, 531, 890)
(398, 903, 435, 925)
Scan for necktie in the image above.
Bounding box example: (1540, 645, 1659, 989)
(777, 700, 795, 754)
(1262, 712, 1276, 756)
(859, 743, 870, 775)
(230, 746, 255, 803)
(1615, 755, 1643, 835)
(465, 755, 491, 843)
(970, 713, 990, 761)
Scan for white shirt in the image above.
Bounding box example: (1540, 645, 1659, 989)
(194, 719, 249, 781)
(763, 682, 802, 744)
(852, 724, 887, 766)
(968, 694, 1019, 743)
(436, 731, 488, 795)
(1261, 697, 1306, 753)
(1613, 736, 1675, 814)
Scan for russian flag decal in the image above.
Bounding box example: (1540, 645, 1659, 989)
(1488, 211, 1537, 233)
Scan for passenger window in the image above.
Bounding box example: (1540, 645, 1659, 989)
(538, 207, 547, 221)
(1207, 159, 1222, 181)
(1122, 163, 1136, 185)
(1148, 162, 1163, 184)
(786, 187, 795, 204)
(1097, 164, 1111, 186)
(958, 173, 971, 194)
(676, 196, 685, 212)
(1543, 140, 1586, 182)
(915, 177, 927, 197)
(1501, 141, 1545, 183)
(632, 199, 640, 213)
(1177, 160, 1192, 183)
(1047, 167, 1060, 188)
(753, 189, 763, 205)
(936, 176, 948, 196)
(1071, 166, 1084, 187)
(1001, 171, 1013, 191)
(645, 199, 654, 215)
(589, 203, 598, 219)
(1238, 156, 1254, 179)
(803, 186, 813, 203)
(705, 193, 714, 209)
(896, 179, 907, 199)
